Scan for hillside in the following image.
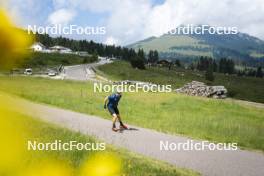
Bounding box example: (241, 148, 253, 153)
(97, 61, 264, 103)
(128, 29, 264, 64)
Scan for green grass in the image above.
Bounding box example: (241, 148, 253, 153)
(0, 76, 263, 151)
(4, 111, 197, 176)
(129, 35, 211, 54)
(250, 51, 264, 58)
(21, 52, 97, 68)
(98, 61, 264, 103)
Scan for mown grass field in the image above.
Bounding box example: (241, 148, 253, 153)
(97, 61, 264, 103)
(1, 108, 196, 176)
(0, 76, 263, 151)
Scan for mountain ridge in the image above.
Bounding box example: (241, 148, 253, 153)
(127, 28, 264, 64)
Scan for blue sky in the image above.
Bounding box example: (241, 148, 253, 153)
(2, 0, 264, 46)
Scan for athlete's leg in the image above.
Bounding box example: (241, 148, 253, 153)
(114, 107, 124, 126)
(107, 106, 118, 131)
(112, 113, 118, 130)
(116, 114, 123, 125)
(117, 114, 128, 129)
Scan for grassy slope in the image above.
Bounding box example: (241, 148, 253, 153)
(0, 76, 263, 151)
(129, 35, 212, 56)
(98, 61, 264, 103)
(6, 112, 196, 176)
(21, 52, 96, 68)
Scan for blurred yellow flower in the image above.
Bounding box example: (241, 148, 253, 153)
(0, 94, 27, 175)
(0, 93, 74, 176)
(80, 152, 121, 176)
(24, 160, 74, 176)
(0, 9, 34, 69)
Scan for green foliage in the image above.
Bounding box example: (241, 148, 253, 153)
(256, 67, 263, 78)
(22, 52, 96, 68)
(130, 49, 146, 69)
(205, 63, 214, 82)
(219, 58, 235, 74)
(148, 50, 159, 64)
(197, 56, 213, 71)
(130, 56, 146, 70)
(91, 52, 99, 62)
(175, 59, 181, 67)
(196, 56, 234, 77)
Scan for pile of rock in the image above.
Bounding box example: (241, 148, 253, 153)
(175, 81, 227, 99)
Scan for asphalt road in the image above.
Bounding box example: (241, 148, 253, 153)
(63, 58, 111, 81)
(7, 94, 264, 176)
(63, 64, 93, 81)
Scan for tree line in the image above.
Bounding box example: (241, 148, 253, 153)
(35, 33, 149, 69)
(237, 67, 263, 78)
(192, 56, 263, 81)
(196, 57, 235, 74)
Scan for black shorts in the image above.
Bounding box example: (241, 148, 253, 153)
(107, 106, 119, 115)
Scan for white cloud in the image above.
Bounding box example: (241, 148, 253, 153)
(104, 36, 119, 45)
(5, 0, 264, 44)
(66, 0, 264, 45)
(47, 8, 75, 25)
(105, 0, 151, 45)
(3, 0, 44, 26)
(139, 0, 264, 43)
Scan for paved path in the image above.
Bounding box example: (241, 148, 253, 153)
(63, 64, 93, 81)
(226, 98, 264, 109)
(7, 94, 264, 176)
(63, 58, 112, 81)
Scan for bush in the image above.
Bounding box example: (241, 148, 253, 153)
(130, 56, 145, 70)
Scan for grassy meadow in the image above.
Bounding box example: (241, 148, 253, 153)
(97, 61, 264, 103)
(0, 76, 263, 151)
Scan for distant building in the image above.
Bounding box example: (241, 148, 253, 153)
(30, 42, 46, 52)
(157, 59, 172, 67)
(30, 43, 74, 54)
(76, 51, 89, 56)
(50, 45, 72, 54)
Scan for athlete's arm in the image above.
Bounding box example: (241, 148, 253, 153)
(104, 96, 109, 109)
